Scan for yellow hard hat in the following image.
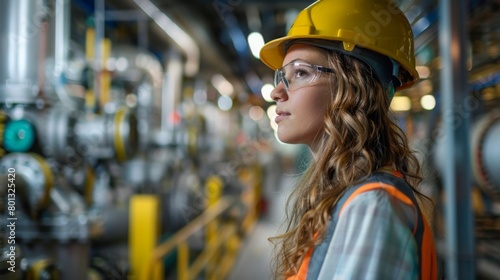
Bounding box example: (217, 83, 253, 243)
(260, 0, 418, 91)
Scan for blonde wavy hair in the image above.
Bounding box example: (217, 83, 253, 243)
(270, 48, 433, 278)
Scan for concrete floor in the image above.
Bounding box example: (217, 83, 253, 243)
(226, 172, 297, 280)
(226, 218, 278, 280)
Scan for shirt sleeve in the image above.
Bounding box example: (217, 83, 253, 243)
(317, 189, 420, 280)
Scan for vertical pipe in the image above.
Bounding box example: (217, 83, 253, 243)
(161, 49, 183, 136)
(0, 0, 47, 104)
(138, 19, 149, 51)
(94, 0, 105, 109)
(54, 0, 70, 78)
(439, 0, 475, 279)
(50, 0, 79, 108)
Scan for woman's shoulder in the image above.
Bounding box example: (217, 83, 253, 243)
(340, 171, 418, 209)
(338, 180, 419, 232)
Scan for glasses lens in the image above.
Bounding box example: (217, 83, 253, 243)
(274, 70, 283, 88)
(274, 62, 332, 92)
(279, 63, 321, 91)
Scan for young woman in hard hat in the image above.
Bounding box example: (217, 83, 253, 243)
(260, 0, 438, 279)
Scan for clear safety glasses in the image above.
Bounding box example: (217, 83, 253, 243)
(274, 61, 334, 92)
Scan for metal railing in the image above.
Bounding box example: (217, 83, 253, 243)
(138, 195, 247, 280)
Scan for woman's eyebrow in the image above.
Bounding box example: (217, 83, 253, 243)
(282, 59, 310, 68)
(289, 59, 308, 64)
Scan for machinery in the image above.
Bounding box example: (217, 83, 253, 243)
(3, 0, 497, 279)
(0, 1, 258, 279)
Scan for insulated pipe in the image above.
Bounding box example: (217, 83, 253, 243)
(0, 0, 48, 104)
(439, 0, 475, 279)
(132, 0, 200, 77)
(45, 0, 79, 108)
(162, 49, 183, 134)
(54, 0, 70, 80)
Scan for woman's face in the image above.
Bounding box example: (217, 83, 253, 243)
(271, 44, 332, 148)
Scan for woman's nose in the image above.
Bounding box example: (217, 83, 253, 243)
(270, 81, 288, 102)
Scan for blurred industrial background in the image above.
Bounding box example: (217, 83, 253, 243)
(0, 0, 499, 279)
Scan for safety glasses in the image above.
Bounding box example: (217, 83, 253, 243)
(274, 61, 334, 92)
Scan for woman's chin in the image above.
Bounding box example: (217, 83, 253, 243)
(276, 133, 301, 145)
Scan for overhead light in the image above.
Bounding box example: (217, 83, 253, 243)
(193, 89, 207, 105)
(249, 106, 264, 121)
(247, 32, 265, 59)
(217, 95, 233, 111)
(267, 105, 278, 131)
(261, 83, 274, 102)
(390, 96, 412, 112)
(211, 74, 234, 96)
(420, 95, 436, 110)
(416, 65, 430, 79)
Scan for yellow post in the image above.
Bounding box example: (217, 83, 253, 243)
(100, 38, 112, 108)
(205, 176, 222, 280)
(253, 163, 263, 215)
(177, 241, 189, 280)
(85, 28, 95, 61)
(85, 28, 96, 112)
(129, 195, 163, 280)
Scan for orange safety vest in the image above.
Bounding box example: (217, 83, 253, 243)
(288, 171, 438, 280)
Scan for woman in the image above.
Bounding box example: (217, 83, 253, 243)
(259, 0, 438, 279)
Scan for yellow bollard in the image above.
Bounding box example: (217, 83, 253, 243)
(129, 195, 163, 280)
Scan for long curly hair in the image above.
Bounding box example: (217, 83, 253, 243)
(270, 48, 433, 278)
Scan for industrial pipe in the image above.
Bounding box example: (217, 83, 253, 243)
(0, 0, 48, 104)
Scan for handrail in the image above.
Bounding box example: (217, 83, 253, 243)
(184, 223, 238, 280)
(140, 196, 235, 280)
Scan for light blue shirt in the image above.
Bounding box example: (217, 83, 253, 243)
(317, 188, 420, 279)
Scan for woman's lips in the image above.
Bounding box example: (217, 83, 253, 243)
(275, 110, 291, 123)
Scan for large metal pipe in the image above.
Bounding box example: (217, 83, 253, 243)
(54, 0, 70, 79)
(0, 0, 48, 104)
(132, 0, 199, 77)
(45, 0, 79, 108)
(162, 49, 183, 134)
(439, 0, 475, 278)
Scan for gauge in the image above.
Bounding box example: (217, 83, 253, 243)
(3, 119, 35, 152)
